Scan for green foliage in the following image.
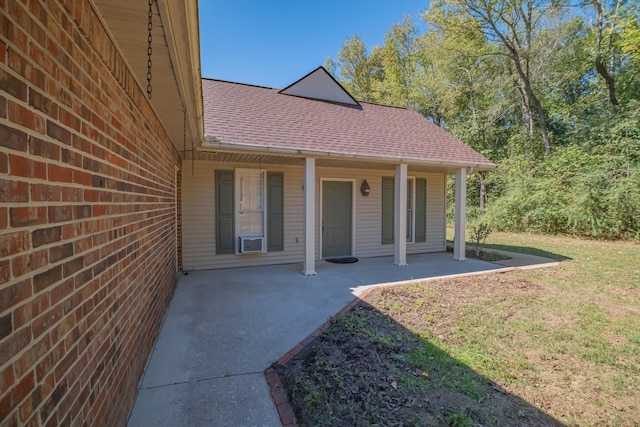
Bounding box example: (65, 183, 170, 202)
(333, 34, 382, 103)
(485, 145, 640, 239)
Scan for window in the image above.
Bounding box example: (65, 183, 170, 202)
(237, 168, 265, 237)
(216, 169, 284, 254)
(382, 176, 426, 245)
(407, 177, 415, 242)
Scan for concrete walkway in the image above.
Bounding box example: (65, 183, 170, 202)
(127, 252, 557, 426)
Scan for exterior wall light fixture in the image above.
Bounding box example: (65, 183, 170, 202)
(360, 180, 371, 196)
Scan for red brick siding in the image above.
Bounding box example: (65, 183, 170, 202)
(1, 1, 181, 426)
(176, 168, 182, 271)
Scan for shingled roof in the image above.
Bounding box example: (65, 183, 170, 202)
(201, 68, 494, 170)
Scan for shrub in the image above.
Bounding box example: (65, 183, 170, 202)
(484, 147, 640, 240)
(470, 223, 492, 256)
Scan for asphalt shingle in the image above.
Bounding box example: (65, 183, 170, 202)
(202, 78, 494, 169)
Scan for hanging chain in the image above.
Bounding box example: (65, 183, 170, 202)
(146, 0, 153, 100)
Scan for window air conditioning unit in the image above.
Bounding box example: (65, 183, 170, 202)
(239, 237, 263, 253)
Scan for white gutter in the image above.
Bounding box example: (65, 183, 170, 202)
(202, 135, 496, 171)
(158, 0, 204, 149)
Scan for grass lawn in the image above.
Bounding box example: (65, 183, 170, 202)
(275, 232, 640, 426)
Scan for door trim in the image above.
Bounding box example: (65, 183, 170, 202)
(320, 178, 356, 259)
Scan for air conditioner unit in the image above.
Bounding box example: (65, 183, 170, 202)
(239, 236, 264, 253)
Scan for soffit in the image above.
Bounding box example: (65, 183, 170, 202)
(93, 0, 203, 155)
(186, 150, 456, 174)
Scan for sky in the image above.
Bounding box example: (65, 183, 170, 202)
(198, 1, 428, 89)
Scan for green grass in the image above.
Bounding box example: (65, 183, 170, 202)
(446, 410, 474, 427)
(400, 231, 639, 424)
(447, 227, 574, 260)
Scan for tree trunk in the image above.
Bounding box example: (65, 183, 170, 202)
(514, 75, 534, 137)
(592, 0, 620, 108)
(528, 89, 551, 156)
(511, 53, 551, 156)
(494, 23, 550, 155)
(479, 172, 487, 212)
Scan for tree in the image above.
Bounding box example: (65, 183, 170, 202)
(422, 6, 518, 208)
(378, 18, 420, 108)
(323, 57, 337, 76)
(589, 0, 640, 109)
(333, 35, 382, 103)
(428, 0, 573, 156)
(592, 0, 620, 107)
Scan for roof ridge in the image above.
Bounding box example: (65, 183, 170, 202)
(202, 77, 411, 112)
(201, 77, 276, 91)
(358, 100, 410, 110)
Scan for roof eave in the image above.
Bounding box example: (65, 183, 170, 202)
(158, 0, 204, 151)
(201, 137, 496, 171)
(92, 0, 203, 155)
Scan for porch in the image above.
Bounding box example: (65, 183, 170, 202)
(181, 155, 471, 273)
(127, 252, 519, 426)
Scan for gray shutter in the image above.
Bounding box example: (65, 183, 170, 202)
(267, 172, 284, 252)
(382, 176, 394, 244)
(216, 170, 235, 254)
(415, 178, 427, 242)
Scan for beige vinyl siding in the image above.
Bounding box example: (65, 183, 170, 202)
(182, 163, 216, 267)
(315, 168, 446, 259)
(425, 173, 447, 252)
(182, 161, 447, 270)
(182, 160, 304, 270)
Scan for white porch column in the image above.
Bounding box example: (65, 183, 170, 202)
(302, 158, 317, 275)
(453, 167, 467, 261)
(394, 163, 408, 267)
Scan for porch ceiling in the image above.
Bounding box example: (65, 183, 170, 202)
(93, 0, 203, 155)
(185, 150, 461, 174)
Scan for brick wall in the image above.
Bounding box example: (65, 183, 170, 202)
(1, 1, 181, 426)
(176, 169, 182, 271)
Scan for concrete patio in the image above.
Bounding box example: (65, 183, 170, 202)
(126, 251, 556, 426)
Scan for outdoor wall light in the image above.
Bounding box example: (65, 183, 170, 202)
(360, 180, 371, 196)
